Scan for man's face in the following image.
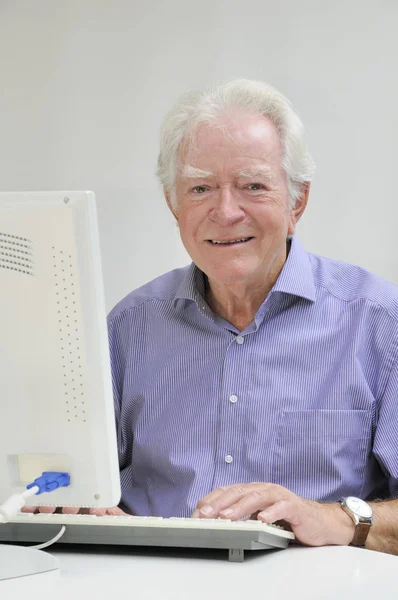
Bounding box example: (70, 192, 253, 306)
(169, 110, 305, 287)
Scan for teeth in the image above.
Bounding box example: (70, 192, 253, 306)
(211, 238, 250, 245)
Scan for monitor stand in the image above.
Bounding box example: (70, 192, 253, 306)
(0, 544, 60, 587)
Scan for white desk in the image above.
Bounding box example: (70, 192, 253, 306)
(35, 544, 398, 599)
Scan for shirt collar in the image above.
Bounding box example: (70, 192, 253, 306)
(174, 261, 207, 307)
(173, 235, 316, 309)
(271, 235, 316, 302)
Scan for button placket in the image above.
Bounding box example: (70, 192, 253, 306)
(212, 335, 249, 487)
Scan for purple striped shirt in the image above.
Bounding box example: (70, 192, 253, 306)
(108, 236, 398, 517)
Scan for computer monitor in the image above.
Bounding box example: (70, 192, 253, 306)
(0, 191, 121, 511)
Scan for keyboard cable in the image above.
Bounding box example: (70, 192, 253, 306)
(28, 525, 67, 550)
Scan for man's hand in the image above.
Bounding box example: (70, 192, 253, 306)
(192, 482, 355, 547)
(21, 505, 129, 516)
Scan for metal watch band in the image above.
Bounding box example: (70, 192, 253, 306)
(351, 522, 371, 547)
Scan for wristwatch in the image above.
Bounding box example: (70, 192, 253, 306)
(339, 496, 373, 547)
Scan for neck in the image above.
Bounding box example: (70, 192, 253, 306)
(206, 283, 269, 331)
(205, 244, 289, 331)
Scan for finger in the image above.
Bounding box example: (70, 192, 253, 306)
(258, 499, 297, 525)
(61, 506, 80, 514)
(218, 490, 276, 520)
(37, 506, 57, 514)
(195, 487, 229, 509)
(106, 507, 129, 516)
(89, 508, 108, 516)
(194, 483, 287, 519)
(196, 484, 263, 518)
(199, 484, 275, 518)
(192, 487, 229, 517)
(90, 506, 129, 516)
(218, 484, 294, 520)
(213, 484, 280, 519)
(21, 506, 56, 514)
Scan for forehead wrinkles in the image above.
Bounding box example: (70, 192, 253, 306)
(178, 115, 283, 178)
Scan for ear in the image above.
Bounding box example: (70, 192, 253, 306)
(288, 182, 310, 235)
(164, 187, 179, 222)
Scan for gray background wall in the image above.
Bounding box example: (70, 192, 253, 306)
(1, 0, 397, 311)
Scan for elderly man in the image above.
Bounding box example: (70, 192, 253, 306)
(30, 80, 398, 553)
(105, 79, 398, 553)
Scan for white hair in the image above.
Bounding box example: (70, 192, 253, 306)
(157, 79, 315, 209)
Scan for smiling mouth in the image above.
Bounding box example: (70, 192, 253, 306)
(207, 237, 254, 246)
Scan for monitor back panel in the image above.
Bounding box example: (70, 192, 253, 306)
(0, 191, 120, 508)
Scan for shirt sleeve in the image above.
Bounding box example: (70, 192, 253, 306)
(373, 354, 398, 497)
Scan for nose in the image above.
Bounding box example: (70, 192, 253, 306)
(209, 185, 245, 226)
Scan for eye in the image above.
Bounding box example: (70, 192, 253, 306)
(191, 186, 208, 194)
(246, 183, 266, 191)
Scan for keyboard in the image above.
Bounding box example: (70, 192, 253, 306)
(0, 513, 295, 562)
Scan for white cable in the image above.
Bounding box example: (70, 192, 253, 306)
(0, 486, 39, 523)
(0, 483, 66, 549)
(21, 486, 40, 500)
(29, 525, 66, 550)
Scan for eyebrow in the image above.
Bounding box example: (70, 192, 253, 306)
(181, 165, 214, 179)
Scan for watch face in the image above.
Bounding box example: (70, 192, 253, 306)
(345, 497, 373, 519)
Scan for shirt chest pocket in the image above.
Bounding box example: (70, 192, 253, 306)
(271, 409, 372, 501)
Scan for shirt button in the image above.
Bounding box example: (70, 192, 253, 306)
(225, 455, 233, 464)
(229, 395, 238, 403)
(236, 336, 244, 344)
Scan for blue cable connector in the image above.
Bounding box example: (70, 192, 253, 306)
(26, 471, 71, 494)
